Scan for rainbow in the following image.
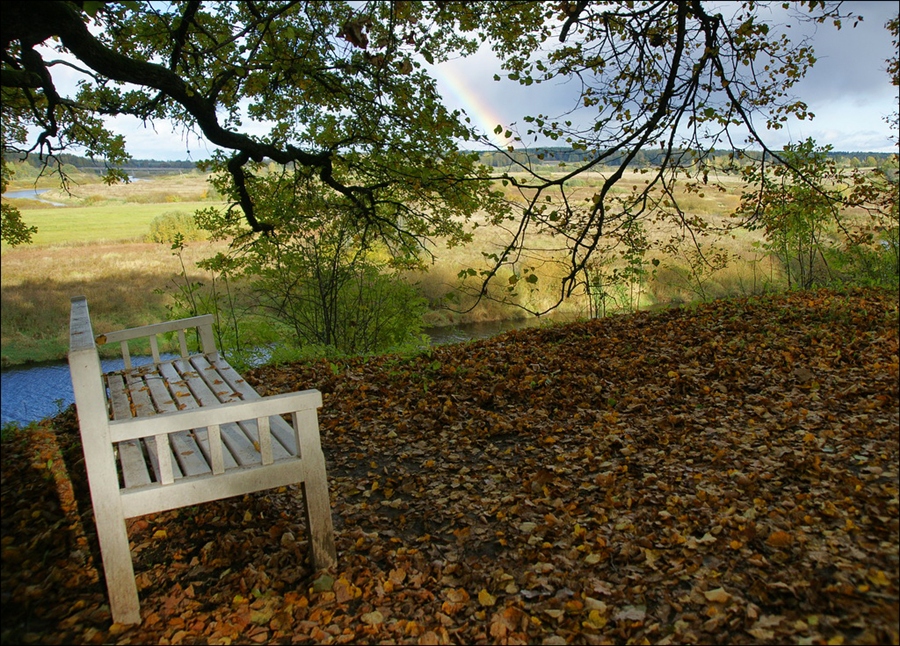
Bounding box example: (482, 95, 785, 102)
(431, 62, 513, 147)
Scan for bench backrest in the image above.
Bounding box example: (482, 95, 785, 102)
(96, 310, 217, 369)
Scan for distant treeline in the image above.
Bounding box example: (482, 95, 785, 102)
(476, 146, 898, 170)
(3, 152, 200, 171)
(4, 147, 895, 174)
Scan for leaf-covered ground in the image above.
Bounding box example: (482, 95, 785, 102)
(2, 288, 898, 645)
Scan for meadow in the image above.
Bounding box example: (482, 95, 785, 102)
(0, 164, 879, 367)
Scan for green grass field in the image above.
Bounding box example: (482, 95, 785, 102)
(2, 201, 222, 247)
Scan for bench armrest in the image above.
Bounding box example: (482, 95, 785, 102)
(70, 296, 98, 353)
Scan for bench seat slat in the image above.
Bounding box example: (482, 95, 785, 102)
(167, 359, 255, 469)
(173, 357, 296, 465)
(142, 372, 211, 478)
(122, 370, 183, 483)
(193, 355, 300, 456)
(151, 361, 240, 474)
(162, 360, 284, 467)
(107, 374, 152, 488)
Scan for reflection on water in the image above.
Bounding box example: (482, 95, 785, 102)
(4, 189, 49, 199)
(424, 316, 552, 345)
(1, 317, 569, 426)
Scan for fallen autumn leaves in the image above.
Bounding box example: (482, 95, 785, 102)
(1, 287, 898, 645)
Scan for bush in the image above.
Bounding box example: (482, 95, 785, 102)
(823, 229, 900, 290)
(147, 210, 206, 243)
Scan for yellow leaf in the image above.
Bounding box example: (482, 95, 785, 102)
(478, 589, 497, 607)
(152, 529, 167, 540)
(867, 569, 891, 587)
(704, 587, 731, 603)
(583, 609, 607, 629)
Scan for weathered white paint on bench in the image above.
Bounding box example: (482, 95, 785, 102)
(68, 296, 337, 625)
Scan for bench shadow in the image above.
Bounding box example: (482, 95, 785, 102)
(0, 407, 111, 639)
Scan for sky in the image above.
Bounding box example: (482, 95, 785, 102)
(58, 1, 900, 161)
(430, 1, 899, 155)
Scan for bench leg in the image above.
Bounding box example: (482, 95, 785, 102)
(70, 348, 142, 624)
(302, 478, 338, 570)
(295, 411, 337, 570)
(94, 512, 141, 625)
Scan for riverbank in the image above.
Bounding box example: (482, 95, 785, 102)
(0, 316, 568, 427)
(0, 233, 583, 368)
(2, 287, 897, 645)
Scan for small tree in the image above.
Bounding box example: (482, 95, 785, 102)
(734, 139, 842, 290)
(197, 169, 427, 356)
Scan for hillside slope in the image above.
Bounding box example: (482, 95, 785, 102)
(2, 288, 897, 644)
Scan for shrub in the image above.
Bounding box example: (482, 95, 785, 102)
(147, 210, 206, 243)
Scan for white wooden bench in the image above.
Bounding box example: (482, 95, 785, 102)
(67, 296, 336, 625)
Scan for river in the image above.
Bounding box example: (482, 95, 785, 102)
(4, 188, 67, 206)
(0, 317, 558, 427)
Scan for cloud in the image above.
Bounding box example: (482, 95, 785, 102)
(792, 1, 897, 103)
(431, 3, 898, 154)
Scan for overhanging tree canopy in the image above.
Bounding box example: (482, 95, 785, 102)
(2, 1, 894, 309)
(1, 0, 505, 254)
(440, 1, 889, 308)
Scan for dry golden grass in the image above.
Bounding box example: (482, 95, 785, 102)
(2, 166, 798, 366)
(37, 171, 217, 205)
(413, 169, 775, 322)
(1, 241, 226, 366)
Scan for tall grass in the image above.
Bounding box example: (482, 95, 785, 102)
(0, 241, 226, 366)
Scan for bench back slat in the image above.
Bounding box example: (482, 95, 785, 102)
(207, 424, 225, 475)
(99, 313, 218, 367)
(257, 416, 273, 465)
(149, 335, 161, 364)
(120, 341, 132, 370)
